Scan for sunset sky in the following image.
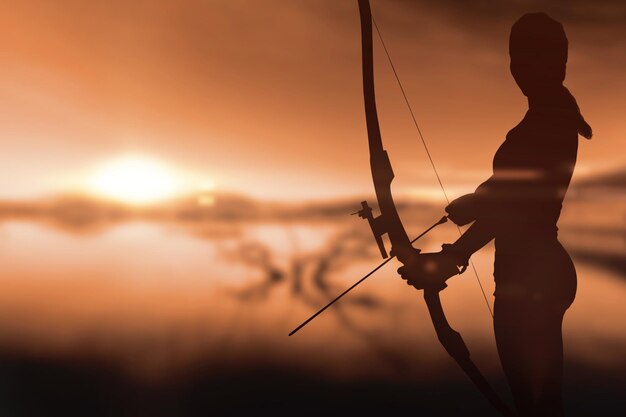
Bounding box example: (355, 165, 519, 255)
(0, 3, 624, 415)
(0, 0, 624, 204)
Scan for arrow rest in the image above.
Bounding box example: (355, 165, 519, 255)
(354, 200, 388, 258)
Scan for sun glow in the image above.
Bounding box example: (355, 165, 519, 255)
(88, 155, 182, 205)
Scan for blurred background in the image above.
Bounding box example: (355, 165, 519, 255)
(0, 1, 624, 416)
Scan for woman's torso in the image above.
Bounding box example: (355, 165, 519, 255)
(490, 107, 579, 304)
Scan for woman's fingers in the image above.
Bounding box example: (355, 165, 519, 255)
(397, 266, 408, 280)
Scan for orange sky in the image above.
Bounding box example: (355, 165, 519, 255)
(0, 4, 625, 406)
(0, 0, 624, 202)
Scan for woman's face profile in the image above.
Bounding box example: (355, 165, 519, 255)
(510, 60, 535, 97)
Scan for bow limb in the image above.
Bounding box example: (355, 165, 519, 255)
(424, 291, 515, 416)
(358, 0, 413, 263)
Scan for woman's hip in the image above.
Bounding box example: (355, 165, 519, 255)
(494, 240, 577, 308)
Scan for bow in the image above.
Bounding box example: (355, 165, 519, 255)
(355, 1, 514, 415)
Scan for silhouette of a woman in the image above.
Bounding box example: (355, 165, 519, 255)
(442, 13, 591, 417)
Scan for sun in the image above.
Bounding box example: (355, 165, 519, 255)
(88, 155, 181, 205)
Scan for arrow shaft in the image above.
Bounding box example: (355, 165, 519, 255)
(289, 216, 447, 336)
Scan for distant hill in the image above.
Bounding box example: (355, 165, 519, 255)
(573, 167, 626, 190)
(0, 191, 442, 233)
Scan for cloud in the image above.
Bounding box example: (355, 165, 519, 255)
(398, 0, 626, 28)
(375, 0, 626, 63)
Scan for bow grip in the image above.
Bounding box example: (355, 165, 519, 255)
(354, 200, 388, 258)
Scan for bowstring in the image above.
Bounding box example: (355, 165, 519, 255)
(372, 18, 494, 318)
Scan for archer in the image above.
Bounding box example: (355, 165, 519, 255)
(399, 13, 592, 417)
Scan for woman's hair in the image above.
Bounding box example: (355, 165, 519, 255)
(509, 13, 592, 139)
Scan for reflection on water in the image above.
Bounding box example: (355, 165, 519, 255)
(0, 191, 624, 415)
(0, 217, 624, 377)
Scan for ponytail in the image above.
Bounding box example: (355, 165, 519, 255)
(562, 86, 593, 139)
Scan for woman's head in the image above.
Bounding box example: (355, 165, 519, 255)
(509, 13, 592, 139)
(509, 13, 568, 97)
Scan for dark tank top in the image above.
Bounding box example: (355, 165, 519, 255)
(476, 107, 579, 302)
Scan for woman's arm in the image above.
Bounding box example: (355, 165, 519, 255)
(446, 175, 502, 226)
(446, 219, 496, 265)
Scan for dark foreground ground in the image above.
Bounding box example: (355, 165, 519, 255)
(0, 352, 623, 417)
